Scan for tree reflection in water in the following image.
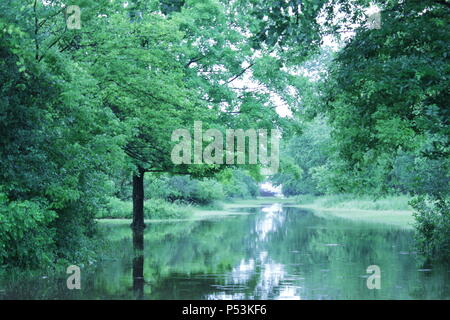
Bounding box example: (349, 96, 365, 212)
(133, 227, 144, 299)
(1, 205, 447, 300)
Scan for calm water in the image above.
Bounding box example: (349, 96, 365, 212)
(1, 204, 449, 299)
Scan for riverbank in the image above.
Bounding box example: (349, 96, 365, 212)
(96, 197, 291, 225)
(225, 195, 414, 229)
(213, 196, 414, 229)
(97, 195, 414, 229)
(289, 194, 414, 229)
(295, 205, 413, 229)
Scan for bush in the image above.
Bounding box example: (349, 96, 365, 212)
(294, 194, 317, 205)
(0, 193, 56, 268)
(97, 197, 133, 219)
(97, 197, 192, 220)
(221, 170, 259, 199)
(411, 196, 450, 262)
(144, 199, 193, 219)
(145, 174, 225, 205)
(192, 180, 224, 205)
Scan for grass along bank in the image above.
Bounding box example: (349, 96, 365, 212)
(291, 194, 414, 229)
(96, 195, 414, 229)
(96, 197, 195, 220)
(96, 197, 290, 225)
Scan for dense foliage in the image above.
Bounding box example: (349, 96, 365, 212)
(0, 0, 283, 269)
(272, 0, 449, 260)
(1, 0, 448, 270)
(0, 6, 125, 268)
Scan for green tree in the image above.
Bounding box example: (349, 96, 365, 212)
(272, 117, 331, 195)
(319, 0, 449, 259)
(73, 0, 300, 233)
(0, 1, 125, 268)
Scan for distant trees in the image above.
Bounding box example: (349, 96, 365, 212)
(272, 117, 331, 196)
(143, 169, 259, 205)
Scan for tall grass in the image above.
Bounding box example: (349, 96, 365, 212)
(295, 194, 411, 211)
(96, 197, 193, 219)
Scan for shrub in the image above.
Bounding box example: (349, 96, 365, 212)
(97, 197, 192, 220)
(221, 170, 259, 199)
(0, 193, 56, 268)
(145, 174, 225, 205)
(191, 180, 224, 205)
(97, 197, 132, 219)
(411, 196, 450, 262)
(144, 199, 193, 219)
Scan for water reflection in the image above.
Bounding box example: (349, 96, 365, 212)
(132, 228, 144, 300)
(135, 205, 448, 300)
(0, 204, 449, 300)
(255, 203, 284, 240)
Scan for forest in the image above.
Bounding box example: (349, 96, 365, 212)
(0, 0, 448, 300)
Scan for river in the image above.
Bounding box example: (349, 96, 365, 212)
(1, 203, 448, 299)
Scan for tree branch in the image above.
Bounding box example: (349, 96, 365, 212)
(185, 55, 208, 68)
(33, 0, 39, 61)
(225, 62, 255, 84)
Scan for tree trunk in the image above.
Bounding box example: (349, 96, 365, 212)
(132, 247, 144, 299)
(132, 166, 145, 232)
(131, 166, 145, 299)
(132, 220, 144, 299)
